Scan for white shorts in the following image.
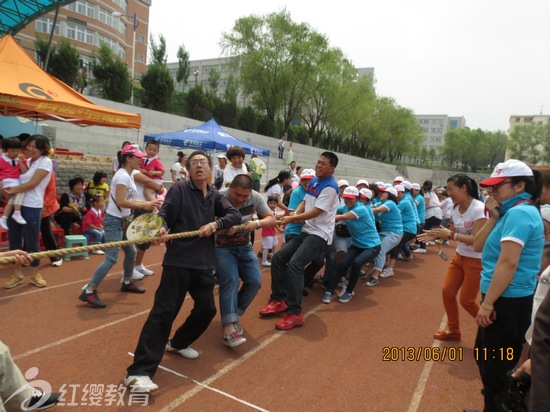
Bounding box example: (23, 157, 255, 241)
(262, 235, 278, 250)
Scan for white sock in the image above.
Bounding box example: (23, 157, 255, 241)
(0, 216, 6, 221)
(135, 264, 143, 270)
(262, 249, 269, 264)
(13, 211, 21, 217)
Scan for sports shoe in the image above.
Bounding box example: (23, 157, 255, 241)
(78, 290, 107, 308)
(414, 248, 427, 254)
(120, 281, 145, 293)
(92, 250, 105, 255)
(234, 323, 244, 335)
(27, 388, 60, 410)
(0, 217, 8, 230)
(337, 286, 347, 298)
(12, 213, 27, 225)
(135, 265, 154, 276)
(366, 276, 379, 287)
(223, 331, 247, 347)
(131, 269, 145, 280)
(3, 274, 23, 289)
(339, 291, 354, 303)
(433, 330, 461, 341)
(124, 375, 158, 393)
(259, 300, 287, 316)
(51, 258, 63, 267)
(30, 274, 47, 288)
(380, 267, 394, 278)
(426, 241, 435, 246)
(321, 291, 334, 304)
(275, 313, 305, 330)
(165, 341, 199, 359)
(261, 261, 271, 267)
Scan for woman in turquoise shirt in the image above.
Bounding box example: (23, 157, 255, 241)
(473, 159, 544, 412)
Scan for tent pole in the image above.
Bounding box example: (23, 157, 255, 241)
(44, 5, 60, 71)
(266, 156, 270, 186)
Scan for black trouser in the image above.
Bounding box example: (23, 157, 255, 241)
(419, 216, 441, 249)
(40, 216, 61, 263)
(55, 212, 81, 235)
(475, 294, 533, 412)
(390, 231, 416, 259)
(127, 266, 217, 378)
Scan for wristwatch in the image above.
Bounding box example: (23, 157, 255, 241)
(209, 223, 217, 233)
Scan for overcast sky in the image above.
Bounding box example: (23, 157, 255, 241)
(149, 0, 550, 132)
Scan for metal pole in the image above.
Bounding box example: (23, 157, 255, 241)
(44, 5, 60, 71)
(131, 27, 136, 105)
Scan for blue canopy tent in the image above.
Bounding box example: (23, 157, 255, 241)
(144, 118, 270, 157)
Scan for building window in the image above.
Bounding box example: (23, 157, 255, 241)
(35, 18, 60, 35)
(98, 34, 124, 58)
(515, 117, 520, 122)
(524, 117, 533, 123)
(137, 34, 146, 43)
(67, 22, 95, 44)
(66, 1, 95, 18)
(112, 0, 128, 12)
(137, 54, 145, 63)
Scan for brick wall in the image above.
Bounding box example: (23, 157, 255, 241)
(53, 156, 112, 196)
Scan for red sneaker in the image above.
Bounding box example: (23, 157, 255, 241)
(275, 313, 304, 330)
(433, 330, 461, 341)
(259, 300, 287, 316)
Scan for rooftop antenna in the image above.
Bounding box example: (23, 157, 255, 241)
(540, 105, 544, 115)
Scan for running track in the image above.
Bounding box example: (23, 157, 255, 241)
(0, 239, 483, 411)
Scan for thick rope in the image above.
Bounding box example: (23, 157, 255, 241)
(0, 223, 249, 264)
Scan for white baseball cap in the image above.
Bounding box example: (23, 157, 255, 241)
(380, 186, 397, 197)
(411, 183, 421, 190)
(356, 179, 369, 187)
(341, 186, 359, 198)
(300, 168, 315, 179)
(480, 159, 533, 187)
(402, 181, 412, 190)
(394, 176, 404, 183)
(394, 184, 405, 193)
(338, 179, 350, 188)
(359, 188, 373, 200)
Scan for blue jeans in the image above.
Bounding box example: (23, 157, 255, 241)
(89, 214, 135, 287)
(270, 233, 327, 315)
(373, 231, 403, 271)
(84, 228, 105, 243)
(215, 244, 262, 325)
(8, 206, 42, 267)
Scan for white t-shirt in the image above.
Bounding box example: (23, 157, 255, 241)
(223, 164, 248, 186)
(20, 156, 52, 208)
(264, 183, 282, 201)
(171, 162, 187, 182)
(525, 265, 550, 344)
(452, 199, 485, 259)
(303, 177, 340, 244)
(107, 168, 137, 217)
(440, 197, 453, 219)
(424, 191, 442, 219)
(133, 170, 146, 202)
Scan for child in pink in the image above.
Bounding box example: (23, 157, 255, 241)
(0, 138, 28, 229)
(261, 196, 283, 267)
(141, 140, 165, 201)
(82, 195, 106, 255)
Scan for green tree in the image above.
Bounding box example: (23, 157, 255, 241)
(35, 37, 80, 87)
(91, 42, 132, 102)
(140, 64, 174, 112)
(508, 124, 540, 163)
(540, 123, 550, 164)
(207, 67, 221, 95)
(149, 34, 168, 65)
(484, 130, 508, 169)
(176, 44, 190, 85)
(184, 85, 213, 121)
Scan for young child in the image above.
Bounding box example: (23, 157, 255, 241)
(261, 196, 283, 267)
(141, 140, 165, 201)
(82, 195, 106, 255)
(0, 137, 28, 229)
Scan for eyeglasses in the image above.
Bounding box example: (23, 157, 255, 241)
(190, 159, 209, 167)
(488, 180, 512, 191)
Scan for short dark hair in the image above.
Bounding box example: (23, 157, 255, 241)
(92, 170, 107, 186)
(230, 174, 254, 190)
(69, 176, 84, 190)
(146, 139, 160, 148)
(2, 137, 22, 150)
(267, 196, 278, 203)
(26, 135, 51, 156)
(226, 146, 245, 160)
(186, 150, 211, 170)
(320, 151, 338, 168)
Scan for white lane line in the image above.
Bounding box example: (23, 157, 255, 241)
(128, 352, 270, 412)
(151, 303, 325, 412)
(407, 315, 448, 412)
(13, 309, 151, 361)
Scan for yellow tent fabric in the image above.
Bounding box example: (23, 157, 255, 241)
(0, 35, 141, 129)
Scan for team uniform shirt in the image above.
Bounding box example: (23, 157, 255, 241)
(82, 207, 104, 232)
(452, 199, 486, 259)
(414, 193, 426, 224)
(284, 185, 307, 237)
(0, 153, 26, 188)
(480, 193, 544, 298)
(216, 189, 270, 247)
(404, 192, 420, 224)
(424, 190, 443, 219)
(372, 197, 382, 207)
(337, 203, 380, 249)
(223, 164, 248, 186)
(397, 197, 418, 234)
(107, 168, 137, 218)
(142, 156, 165, 184)
(378, 200, 404, 234)
(303, 175, 339, 244)
(20, 156, 52, 208)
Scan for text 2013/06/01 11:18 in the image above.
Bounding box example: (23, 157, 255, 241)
(382, 346, 464, 362)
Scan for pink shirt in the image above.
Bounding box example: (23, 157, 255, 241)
(142, 156, 165, 179)
(0, 154, 24, 180)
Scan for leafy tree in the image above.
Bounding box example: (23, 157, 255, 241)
(140, 64, 174, 112)
(149, 34, 168, 65)
(483, 131, 508, 169)
(207, 67, 221, 95)
(91, 42, 132, 102)
(508, 124, 540, 163)
(184, 85, 213, 121)
(176, 44, 190, 85)
(237, 106, 258, 133)
(540, 123, 550, 164)
(35, 36, 80, 87)
(223, 73, 239, 105)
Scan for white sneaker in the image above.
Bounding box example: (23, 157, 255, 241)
(92, 250, 105, 255)
(136, 265, 154, 276)
(131, 269, 145, 280)
(12, 213, 27, 225)
(51, 259, 63, 267)
(0, 218, 8, 230)
(165, 341, 199, 359)
(380, 267, 394, 278)
(426, 241, 435, 246)
(262, 261, 271, 267)
(414, 248, 427, 254)
(124, 375, 158, 393)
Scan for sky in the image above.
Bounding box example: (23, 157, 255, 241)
(148, 0, 550, 132)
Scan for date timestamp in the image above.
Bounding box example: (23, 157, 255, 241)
(382, 346, 463, 362)
(474, 347, 514, 361)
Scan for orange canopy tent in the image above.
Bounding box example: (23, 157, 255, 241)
(0, 34, 140, 129)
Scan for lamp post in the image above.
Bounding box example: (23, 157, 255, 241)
(113, 11, 138, 105)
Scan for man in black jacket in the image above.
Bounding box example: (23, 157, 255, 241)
(125, 151, 241, 393)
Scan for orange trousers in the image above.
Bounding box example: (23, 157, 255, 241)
(442, 253, 482, 333)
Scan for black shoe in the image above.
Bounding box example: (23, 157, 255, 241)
(121, 281, 145, 294)
(78, 290, 107, 308)
(27, 388, 60, 410)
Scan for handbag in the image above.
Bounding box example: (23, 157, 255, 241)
(335, 223, 351, 238)
(111, 195, 134, 230)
